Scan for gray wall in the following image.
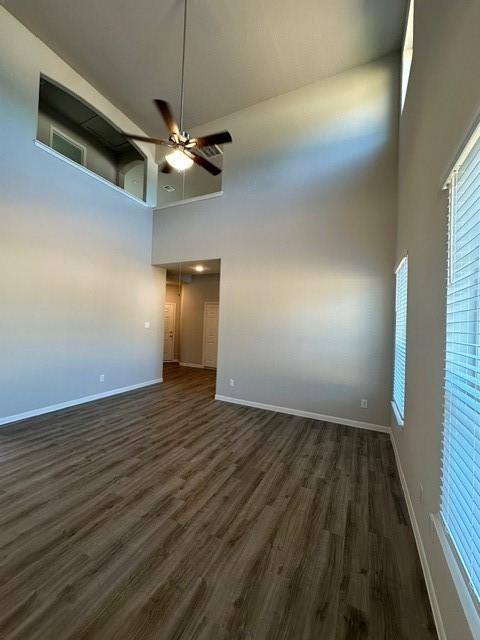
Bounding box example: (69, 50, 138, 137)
(180, 274, 220, 366)
(393, 3, 480, 639)
(157, 157, 222, 208)
(37, 103, 118, 185)
(38, 103, 147, 201)
(0, 9, 163, 421)
(153, 55, 399, 427)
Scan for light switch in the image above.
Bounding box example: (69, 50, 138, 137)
(144, 321, 151, 329)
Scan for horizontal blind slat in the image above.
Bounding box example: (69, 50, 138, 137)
(441, 128, 480, 604)
(393, 258, 408, 419)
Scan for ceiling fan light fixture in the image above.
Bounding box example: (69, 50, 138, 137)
(165, 148, 193, 171)
(124, 0, 231, 177)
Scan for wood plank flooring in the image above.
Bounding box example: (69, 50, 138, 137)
(0, 364, 436, 639)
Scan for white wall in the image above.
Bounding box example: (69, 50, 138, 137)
(153, 55, 399, 428)
(393, 3, 480, 639)
(0, 8, 163, 422)
(180, 274, 220, 366)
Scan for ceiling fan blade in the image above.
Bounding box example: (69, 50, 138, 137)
(188, 150, 222, 176)
(125, 133, 171, 146)
(154, 99, 180, 136)
(160, 161, 173, 174)
(194, 131, 232, 148)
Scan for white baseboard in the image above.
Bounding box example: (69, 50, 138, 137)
(214, 394, 390, 433)
(179, 362, 204, 369)
(389, 434, 447, 640)
(0, 378, 163, 427)
(214, 392, 444, 636)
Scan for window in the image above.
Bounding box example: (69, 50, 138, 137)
(50, 127, 86, 166)
(442, 122, 480, 605)
(393, 256, 408, 424)
(401, 0, 414, 111)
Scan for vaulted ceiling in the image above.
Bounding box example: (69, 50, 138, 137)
(4, 0, 406, 134)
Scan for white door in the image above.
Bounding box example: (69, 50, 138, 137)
(163, 302, 176, 361)
(203, 302, 219, 368)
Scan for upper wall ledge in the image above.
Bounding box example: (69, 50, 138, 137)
(154, 191, 223, 212)
(34, 140, 151, 208)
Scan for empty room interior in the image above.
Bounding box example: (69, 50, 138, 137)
(0, 1, 479, 639)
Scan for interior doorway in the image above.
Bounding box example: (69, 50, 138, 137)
(203, 302, 219, 368)
(158, 259, 221, 394)
(163, 302, 176, 362)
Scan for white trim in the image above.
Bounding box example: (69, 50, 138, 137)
(394, 254, 408, 274)
(432, 513, 480, 639)
(214, 395, 390, 433)
(389, 434, 447, 640)
(391, 400, 405, 427)
(400, 0, 414, 112)
(50, 125, 87, 166)
(443, 116, 480, 188)
(154, 191, 223, 211)
(0, 378, 163, 427)
(179, 362, 204, 369)
(33, 140, 150, 207)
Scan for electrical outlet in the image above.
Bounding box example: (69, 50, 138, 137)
(360, 399, 368, 409)
(99, 374, 105, 383)
(229, 378, 235, 388)
(144, 321, 151, 329)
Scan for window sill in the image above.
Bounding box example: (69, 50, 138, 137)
(34, 140, 150, 207)
(391, 400, 405, 427)
(431, 513, 480, 639)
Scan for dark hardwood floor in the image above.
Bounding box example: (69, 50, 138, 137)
(0, 364, 436, 639)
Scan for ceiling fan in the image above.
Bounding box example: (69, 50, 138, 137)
(125, 0, 232, 176)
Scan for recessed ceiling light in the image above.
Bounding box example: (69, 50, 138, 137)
(194, 265, 205, 272)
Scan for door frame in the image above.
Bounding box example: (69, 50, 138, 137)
(202, 301, 219, 368)
(164, 301, 176, 362)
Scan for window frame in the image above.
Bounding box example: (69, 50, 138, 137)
(49, 125, 87, 167)
(392, 255, 409, 426)
(438, 118, 480, 636)
(401, 0, 414, 112)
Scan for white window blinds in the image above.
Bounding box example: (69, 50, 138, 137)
(393, 257, 408, 421)
(442, 127, 480, 602)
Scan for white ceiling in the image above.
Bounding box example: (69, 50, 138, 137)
(4, 0, 406, 134)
